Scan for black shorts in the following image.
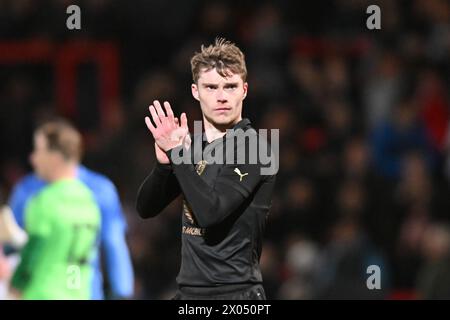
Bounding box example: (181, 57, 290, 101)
(172, 283, 266, 300)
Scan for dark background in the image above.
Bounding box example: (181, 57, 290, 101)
(1, 0, 450, 299)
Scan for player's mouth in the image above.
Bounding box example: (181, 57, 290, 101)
(214, 107, 231, 112)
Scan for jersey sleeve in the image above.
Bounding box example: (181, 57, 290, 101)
(24, 194, 52, 237)
(8, 175, 46, 229)
(8, 181, 28, 229)
(11, 195, 51, 292)
(136, 162, 182, 218)
(96, 179, 134, 299)
(166, 134, 274, 228)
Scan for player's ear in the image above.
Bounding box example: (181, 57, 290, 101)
(191, 83, 200, 101)
(243, 82, 248, 100)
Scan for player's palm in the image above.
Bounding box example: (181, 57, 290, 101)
(145, 100, 190, 162)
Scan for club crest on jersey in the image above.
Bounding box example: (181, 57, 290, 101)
(195, 160, 208, 176)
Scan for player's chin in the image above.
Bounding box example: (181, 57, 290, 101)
(210, 115, 235, 126)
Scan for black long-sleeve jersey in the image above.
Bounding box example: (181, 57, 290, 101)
(136, 118, 276, 288)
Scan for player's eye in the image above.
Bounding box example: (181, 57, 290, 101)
(225, 84, 237, 90)
(205, 85, 217, 90)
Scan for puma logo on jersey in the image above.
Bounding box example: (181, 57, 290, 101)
(234, 168, 248, 181)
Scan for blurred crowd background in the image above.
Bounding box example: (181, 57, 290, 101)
(1, 0, 450, 299)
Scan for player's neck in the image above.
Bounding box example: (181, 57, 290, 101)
(203, 116, 242, 143)
(48, 163, 77, 183)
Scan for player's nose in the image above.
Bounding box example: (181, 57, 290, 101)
(216, 88, 228, 101)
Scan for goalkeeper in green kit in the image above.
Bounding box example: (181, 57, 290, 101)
(10, 120, 100, 300)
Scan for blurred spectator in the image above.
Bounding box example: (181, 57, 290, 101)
(416, 223, 450, 299)
(370, 95, 435, 179)
(277, 237, 323, 299)
(416, 68, 449, 153)
(363, 50, 403, 130)
(318, 216, 388, 299)
(390, 152, 434, 291)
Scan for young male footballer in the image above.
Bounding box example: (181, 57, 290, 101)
(137, 38, 277, 300)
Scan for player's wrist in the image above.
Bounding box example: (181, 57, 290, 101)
(164, 145, 186, 165)
(155, 161, 172, 172)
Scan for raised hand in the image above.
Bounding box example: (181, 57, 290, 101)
(145, 100, 190, 163)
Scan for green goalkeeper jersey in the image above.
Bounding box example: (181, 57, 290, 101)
(11, 179, 101, 300)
